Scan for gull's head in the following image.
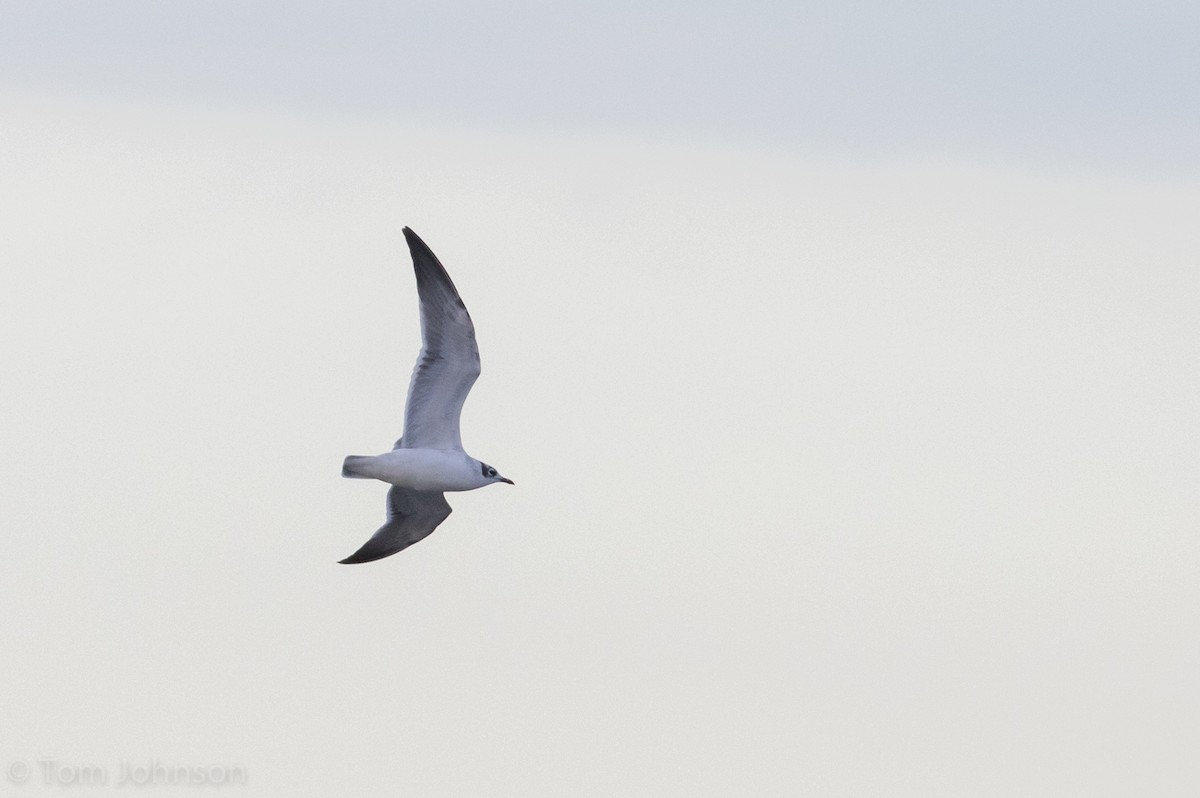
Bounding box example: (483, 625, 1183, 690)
(478, 461, 515, 486)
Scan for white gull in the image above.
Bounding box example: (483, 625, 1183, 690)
(340, 227, 513, 564)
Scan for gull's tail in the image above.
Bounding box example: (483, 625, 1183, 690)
(342, 456, 372, 478)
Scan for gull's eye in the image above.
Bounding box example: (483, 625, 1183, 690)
(488, 468, 497, 477)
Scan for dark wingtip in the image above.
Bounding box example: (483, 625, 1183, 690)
(338, 540, 393, 565)
(402, 226, 440, 270)
(402, 226, 428, 251)
(338, 533, 414, 565)
(338, 550, 385, 565)
(401, 226, 468, 310)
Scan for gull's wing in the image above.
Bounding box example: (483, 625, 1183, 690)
(338, 486, 453, 564)
(399, 227, 481, 451)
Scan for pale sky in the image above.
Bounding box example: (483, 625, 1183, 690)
(1, 3, 1198, 796)
(2, 0, 1198, 172)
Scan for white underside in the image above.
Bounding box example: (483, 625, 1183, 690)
(346, 448, 487, 492)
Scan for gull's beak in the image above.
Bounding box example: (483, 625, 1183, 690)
(500, 477, 515, 485)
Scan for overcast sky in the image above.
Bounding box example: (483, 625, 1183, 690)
(2, 0, 1198, 173)
(1, 3, 1198, 796)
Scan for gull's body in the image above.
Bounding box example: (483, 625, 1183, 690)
(343, 449, 492, 493)
(339, 227, 512, 564)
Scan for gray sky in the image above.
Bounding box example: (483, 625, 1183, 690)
(2, 0, 1198, 173)
(1, 3, 1198, 796)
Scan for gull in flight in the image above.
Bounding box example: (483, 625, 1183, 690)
(339, 227, 513, 564)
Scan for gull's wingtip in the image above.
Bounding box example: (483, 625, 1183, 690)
(402, 226, 439, 264)
(338, 548, 387, 565)
(402, 226, 424, 247)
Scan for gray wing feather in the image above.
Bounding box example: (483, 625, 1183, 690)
(338, 486, 453, 564)
(400, 227, 481, 451)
